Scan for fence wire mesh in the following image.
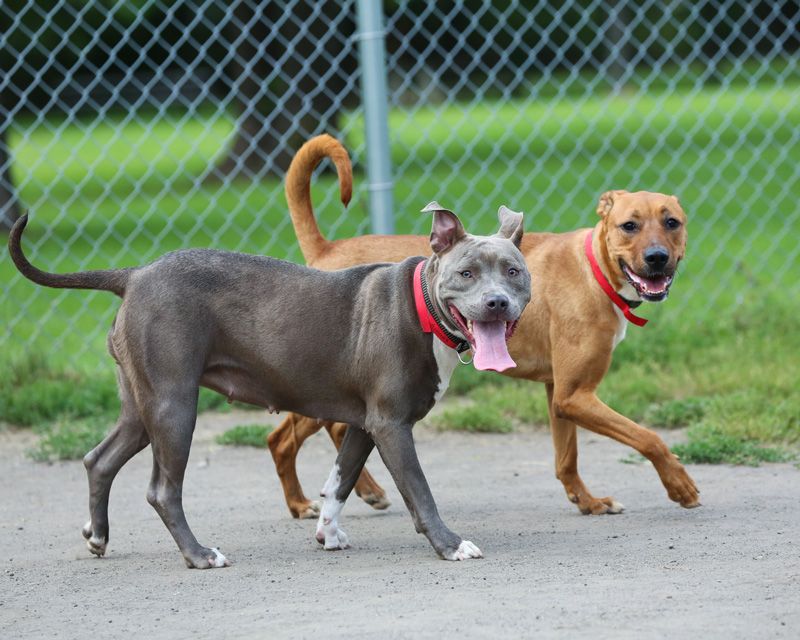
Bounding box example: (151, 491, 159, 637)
(2, 0, 799, 369)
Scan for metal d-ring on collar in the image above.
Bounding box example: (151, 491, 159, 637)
(419, 264, 472, 355)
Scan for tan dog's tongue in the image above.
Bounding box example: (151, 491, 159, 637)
(471, 321, 516, 372)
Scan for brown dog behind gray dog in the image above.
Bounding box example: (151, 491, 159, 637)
(268, 135, 700, 520)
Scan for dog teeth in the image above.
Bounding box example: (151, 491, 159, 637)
(467, 320, 473, 333)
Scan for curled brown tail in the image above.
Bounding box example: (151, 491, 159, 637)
(285, 134, 353, 264)
(8, 214, 130, 297)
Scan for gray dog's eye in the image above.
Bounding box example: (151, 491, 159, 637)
(508, 268, 519, 277)
(460, 270, 472, 279)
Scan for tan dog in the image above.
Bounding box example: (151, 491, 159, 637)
(268, 134, 699, 519)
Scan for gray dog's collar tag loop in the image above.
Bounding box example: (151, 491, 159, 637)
(457, 349, 473, 365)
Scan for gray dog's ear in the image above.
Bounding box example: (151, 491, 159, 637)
(496, 205, 524, 248)
(423, 201, 466, 254)
(596, 190, 629, 218)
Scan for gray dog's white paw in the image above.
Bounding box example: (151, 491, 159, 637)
(316, 517, 350, 550)
(324, 528, 350, 551)
(82, 520, 107, 557)
(315, 516, 350, 551)
(445, 540, 483, 561)
(209, 547, 230, 567)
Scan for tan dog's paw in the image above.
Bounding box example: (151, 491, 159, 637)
(568, 492, 625, 515)
(664, 466, 701, 508)
(291, 500, 321, 519)
(359, 492, 391, 510)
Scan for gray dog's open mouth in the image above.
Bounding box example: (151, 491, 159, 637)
(620, 261, 674, 302)
(449, 305, 519, 372)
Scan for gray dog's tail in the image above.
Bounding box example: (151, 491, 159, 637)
(8, 214, 130, 297)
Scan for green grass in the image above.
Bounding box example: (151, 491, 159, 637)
(215, 424, 273, 447)
(433, 404, 514, 434)
(2, 79, 798, 464)
(29, 416, 110, 462)
(672, 425, 794, 466)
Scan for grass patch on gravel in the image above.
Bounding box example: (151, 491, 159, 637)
(28, 416, 109, 462)
(1, 352, 253, 461)
(672, 425, 794, 466)
(215, 424, 272, 447)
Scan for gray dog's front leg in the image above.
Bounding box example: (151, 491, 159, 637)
(316, 426, 375, 549)
(372, 425, 482, 561)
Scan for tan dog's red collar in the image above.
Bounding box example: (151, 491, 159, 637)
(584, 231, 648, 327)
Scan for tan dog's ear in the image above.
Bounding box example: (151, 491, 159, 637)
(423, 201, 466, 254)
(596, 190, 629, 218)
(496, 205, 524, 248)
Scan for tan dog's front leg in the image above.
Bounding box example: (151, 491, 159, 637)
(550, 333, 700, 509)
(545, 384, 624, 515)
(328, 423, 390, 510)
(552, 388, 700, 507)
(268, 413, 326, 519)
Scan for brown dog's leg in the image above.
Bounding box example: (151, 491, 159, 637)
(268, 413, 327, 519)
(545, 384, 623, 515)
(550, 337, 700, 508)
(327, 423, 390, 510)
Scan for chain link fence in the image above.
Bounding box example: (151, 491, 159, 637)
(2, 0, 799, 369)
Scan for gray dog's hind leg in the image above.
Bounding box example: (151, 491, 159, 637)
(82, 370, 150, 557)
(316, 426, 375, 549)
(372, 425, 482, 561)
(142, 385, 230, 569)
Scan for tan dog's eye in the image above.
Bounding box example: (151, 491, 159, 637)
(620, 221, 638, 232)
(665, 218, 681, 230)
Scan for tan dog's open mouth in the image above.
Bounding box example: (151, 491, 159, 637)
(619, 261, 674, 302)
(449, 304, 519, 372)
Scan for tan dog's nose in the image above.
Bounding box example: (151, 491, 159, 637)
(644, 246, 669, 270)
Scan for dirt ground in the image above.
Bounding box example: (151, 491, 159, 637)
(1, 410, 798, 639)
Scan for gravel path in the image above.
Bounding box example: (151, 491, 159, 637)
(2, 411, 798, 639)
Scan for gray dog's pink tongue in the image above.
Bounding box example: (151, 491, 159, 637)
(471, 321, 516, 372)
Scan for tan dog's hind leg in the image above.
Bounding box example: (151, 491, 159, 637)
(268, 414, 326, 518)
(328, 423, 390, 510)
(545, 384, 624, 515)
(269, 414, 390, 518)
(550, 336, 700, 509)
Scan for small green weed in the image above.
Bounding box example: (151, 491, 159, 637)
(433, 404, 512, 433)
(29, 416, 109, 462)
(672, 424, 794, 466)
(644, 396, 708, 429)
(215, 424, 273, 447)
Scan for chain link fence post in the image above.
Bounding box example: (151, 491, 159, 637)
(355, 0, 394, 234)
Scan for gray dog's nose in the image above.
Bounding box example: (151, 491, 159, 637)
(485, 294, 509, 312)
(644, 246, 669, 270)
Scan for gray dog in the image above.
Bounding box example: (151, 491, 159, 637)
(9, 202, 531, 567)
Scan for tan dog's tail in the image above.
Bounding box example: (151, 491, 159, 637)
(285, 134, 353, 264)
